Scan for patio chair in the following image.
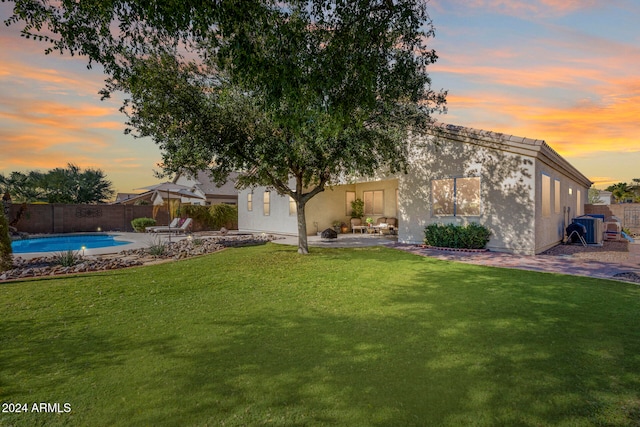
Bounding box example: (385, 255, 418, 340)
(351, 218, 367, 234)
(152, 218, 193, 234)
(146, 217, 179, 233)
(384, 217, 398, 235)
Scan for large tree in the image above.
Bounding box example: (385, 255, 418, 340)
(5, 0, 446, 253)
(0, 164, 114, 203)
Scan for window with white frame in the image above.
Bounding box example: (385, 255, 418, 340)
(363, 190, 384, 215)
(541, 173, 551, 217)
(396, 188, 399, 213)
(247, 193, 253, 211)
(263, 191, 270, 216)
(432, 177, 481, 216)
(345, 191, 355, 216)
(554, 179, 561, 214)
(577, 189, 582, 215)
(289, 196, 296, 216)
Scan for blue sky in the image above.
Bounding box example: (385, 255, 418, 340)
(1, 1, 639, 194)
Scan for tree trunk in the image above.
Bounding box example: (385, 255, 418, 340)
(296, 200, 309, 254)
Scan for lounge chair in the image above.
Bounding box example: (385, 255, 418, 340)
(152, 218, 193, 234)
(146, 217, 179, 233)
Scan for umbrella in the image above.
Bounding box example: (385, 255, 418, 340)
(135, 182, 203, 221)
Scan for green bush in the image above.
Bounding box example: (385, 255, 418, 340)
(181, 204, 238, 230)
(0, 208, 12, 271)
(209, 204, 237, 229)
(424, 223, 491, 249)
(350, 198, 364, 218)
(131, 217, 156, 233)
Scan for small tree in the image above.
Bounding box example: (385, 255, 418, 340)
(588, 188, 603, 204)
(0, 208, 13, 272)
(350, 198, 364, 219)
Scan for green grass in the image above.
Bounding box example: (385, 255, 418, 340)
(1, 244, 640, 426)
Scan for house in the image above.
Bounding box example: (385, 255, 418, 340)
(238, 123, 592, 255)
(592, 190, 613, 205)
(173, 171, 239, 206)
(115, 171, 239, 206)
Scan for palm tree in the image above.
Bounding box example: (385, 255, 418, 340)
(606, 182, 633, 203)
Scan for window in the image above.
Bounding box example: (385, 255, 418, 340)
(577, 190, 582, 216)
(263, 191, 270, 216)
(345, 191, 355, 216)
(363, 190, 384, 215)
(396, 188, 399, 213)
(289, 196, 296, 216)
(554, 179, 561, 214)
(541, 173, 551, 217)
(247, 193, 253, 211)
(432, 177, 480, 216)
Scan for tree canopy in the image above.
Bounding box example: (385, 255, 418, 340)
(0, 164, 115, 204)
(4, 0, 447, 253)
(605, 181, 640, 203)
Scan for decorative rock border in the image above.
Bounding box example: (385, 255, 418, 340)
(418, 245, 490, 253)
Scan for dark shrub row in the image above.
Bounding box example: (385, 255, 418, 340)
(424, 223, 491, 249)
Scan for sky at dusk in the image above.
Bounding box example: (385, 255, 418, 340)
(1, 1, 639, 196)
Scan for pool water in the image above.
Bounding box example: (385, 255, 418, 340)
(11, 234, 131, 254)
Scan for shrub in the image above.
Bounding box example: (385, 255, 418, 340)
(131, 217, 156, 233)
(181, 204, 238, 230)
(0, 208, 12, 271)
(147, 240, 167, 257)
(350, 198, 364, 218)
(180, 205, 212, 228)
(54, 250, 80, 267)
(209, 204, 237, 229)
(424, 223, 491, 249)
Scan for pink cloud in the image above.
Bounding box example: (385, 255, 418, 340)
(431, 0, 601, 18)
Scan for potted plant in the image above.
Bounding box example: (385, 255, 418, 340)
(366, 217, 374, 227)
(332, 220, 342, 233)
(351, 198, 364, 219)
(340, 222, 349, 234)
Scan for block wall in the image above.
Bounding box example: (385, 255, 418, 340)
(6, 204, 167, 234)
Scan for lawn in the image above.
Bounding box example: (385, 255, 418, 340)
(1, 243, 640, 426)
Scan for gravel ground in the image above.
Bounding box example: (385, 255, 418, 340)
(540, 240, 630, 263)
(541, 240, 640, 283)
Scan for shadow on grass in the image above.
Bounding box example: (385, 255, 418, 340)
(133, 264, 640, 425)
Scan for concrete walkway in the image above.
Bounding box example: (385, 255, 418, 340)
(273, 233, 640, 282)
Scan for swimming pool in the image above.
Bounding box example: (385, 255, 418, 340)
(11, 234, 132, 254)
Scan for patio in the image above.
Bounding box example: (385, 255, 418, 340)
(272, 232, 398, 248)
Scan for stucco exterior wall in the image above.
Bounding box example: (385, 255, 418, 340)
(398, 136, 537, 254)
(305, 185, 354, 235)
(236, 124, 591, 254)
(239, 179, 399, 236)
(533, 161, 589, 253)
(238, 184, 298, 235)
